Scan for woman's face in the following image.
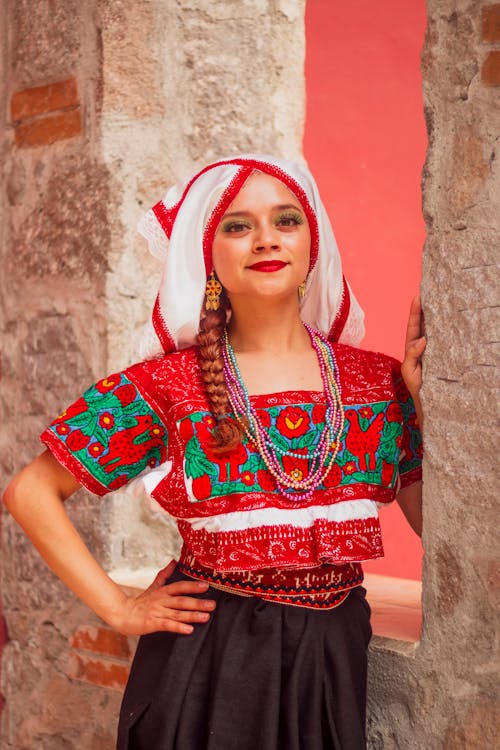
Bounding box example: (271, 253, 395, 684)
(211, 172, 311, 303)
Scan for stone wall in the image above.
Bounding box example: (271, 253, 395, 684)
(0, 1, 306, 747)
(366, 2, 499, 747)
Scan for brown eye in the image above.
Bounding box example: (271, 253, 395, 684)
(222, 221, 251, 233)
(276, 211, 304, 227)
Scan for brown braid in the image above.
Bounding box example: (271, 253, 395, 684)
(197, 290, 243, 452)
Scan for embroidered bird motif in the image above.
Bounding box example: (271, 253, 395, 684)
(195, 422, 248, 482)
(98, 414, 166, 472)
(344, 410, 384, 471)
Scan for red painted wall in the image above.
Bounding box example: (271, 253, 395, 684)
(304, 0, 428, 579)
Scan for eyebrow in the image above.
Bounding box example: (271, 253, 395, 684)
(221, 203, 304, 219)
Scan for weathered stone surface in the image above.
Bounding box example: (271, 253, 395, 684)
(9, 0, 82, 87)
(7, 153, 110, 281)
(366, 1, 499, 747)
(1, 0, 306, 747)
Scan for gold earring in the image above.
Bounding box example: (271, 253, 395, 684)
(298, 281, 306, 299)
(205, 270, 222, 311)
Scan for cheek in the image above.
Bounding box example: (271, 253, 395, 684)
(212, 237, 238, 286)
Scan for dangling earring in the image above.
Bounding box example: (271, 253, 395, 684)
(205, 270, 222, 311)
(298, 280, 306, 299)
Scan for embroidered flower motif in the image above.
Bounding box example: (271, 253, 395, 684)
(56, 423, 70, 435)
(386, 402, 403, 422)
(359, 406, 374, 420)
(311, 404, 326, 424)
(66, 430, 90, 452)
(257, 469, 277, 491)
(343, 461, 357, 476)
(192, 474, 212, 500)
(282, 448, 309, 481)
(147, 457, 158, 468)
(95, 375, 120, 394)
(55, 398, 87, 423)
(240, 470, 254, 486)
(322, 463, 342, 488)
(88, 441, 105, 457)
(109, 475, 128, 491)
(255, 409, 271, 428)
(150, 425, 165, 438)
(276, 406, 310, 439)
(246, 439, 260, 454)
(408, 413, 419, 429)
(99, 413, 115, 430)
(114, 384, 137, 407)
(396, 435, 403, 448)
(202, 414, 216, 429)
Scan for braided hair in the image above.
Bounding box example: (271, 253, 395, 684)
(196, 290, 243, 452)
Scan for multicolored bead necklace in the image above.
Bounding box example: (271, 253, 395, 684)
(222, 324, 345, 502)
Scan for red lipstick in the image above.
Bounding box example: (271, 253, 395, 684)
(247, 261, 288, 272)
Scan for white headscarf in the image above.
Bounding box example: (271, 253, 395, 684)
(138, 154, 364, 358)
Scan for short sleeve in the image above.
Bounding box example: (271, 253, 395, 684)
(41, 371, 169, 496)
(391, 359, 423, 490)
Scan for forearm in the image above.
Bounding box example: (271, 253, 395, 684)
(396, 480, 423, 537)
(3, 457, 127, 628)
(412, 392, 424, 437)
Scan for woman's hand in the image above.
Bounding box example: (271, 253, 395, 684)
(3, 452, 215, 637)
(401, 295, 426, 405)
(112, 561, 216, 636)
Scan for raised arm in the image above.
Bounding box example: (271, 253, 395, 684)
(396, 296, 426, 536)
(3, 450, 215, 634)
(400, 295, 426, 431)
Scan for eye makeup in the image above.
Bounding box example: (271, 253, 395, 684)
(220, 218, 252, 233)
(275, 209, 305, 226)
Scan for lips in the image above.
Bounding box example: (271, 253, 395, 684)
(247, 260, 288, 272)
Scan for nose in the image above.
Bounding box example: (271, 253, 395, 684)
(253, 222, 281, 252)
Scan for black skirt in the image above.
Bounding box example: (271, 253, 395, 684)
(117, 569, 371, 750)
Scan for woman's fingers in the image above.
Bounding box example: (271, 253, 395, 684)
(115, 567, 217, 635)
(405, 335, 427, 363)
(148, 559, 178, 590)
(162, 579, 210, 597)
(160, 593, 216, 611)
(405, 295, 424, 350)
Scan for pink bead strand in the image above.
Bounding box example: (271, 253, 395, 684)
(222, 325, 345, 501)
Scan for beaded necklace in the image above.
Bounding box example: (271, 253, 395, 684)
(222, 325, 345, 502)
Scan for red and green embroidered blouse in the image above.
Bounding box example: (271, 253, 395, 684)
(41, 342, 422, 609)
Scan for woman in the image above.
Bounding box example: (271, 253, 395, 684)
(3, 155, 425, 749)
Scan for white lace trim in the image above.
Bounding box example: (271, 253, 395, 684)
(187, 498, 378, 533)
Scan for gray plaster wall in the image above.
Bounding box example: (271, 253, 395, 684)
(0, 1, 306, 747)
(366, 2, 499, 747)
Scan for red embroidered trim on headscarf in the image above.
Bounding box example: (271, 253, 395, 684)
(328, 276, 351, 343)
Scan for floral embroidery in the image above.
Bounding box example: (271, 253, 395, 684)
(181, 394, 421, 502)
(95, 375, 121, 394)
(45, 374, 168, 490)
(99, 412, 115, 430)
(276, 406, 310, 439)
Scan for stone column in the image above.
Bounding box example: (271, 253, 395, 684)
(366, 2, 499, 747)
(0, 1, 306, 747)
